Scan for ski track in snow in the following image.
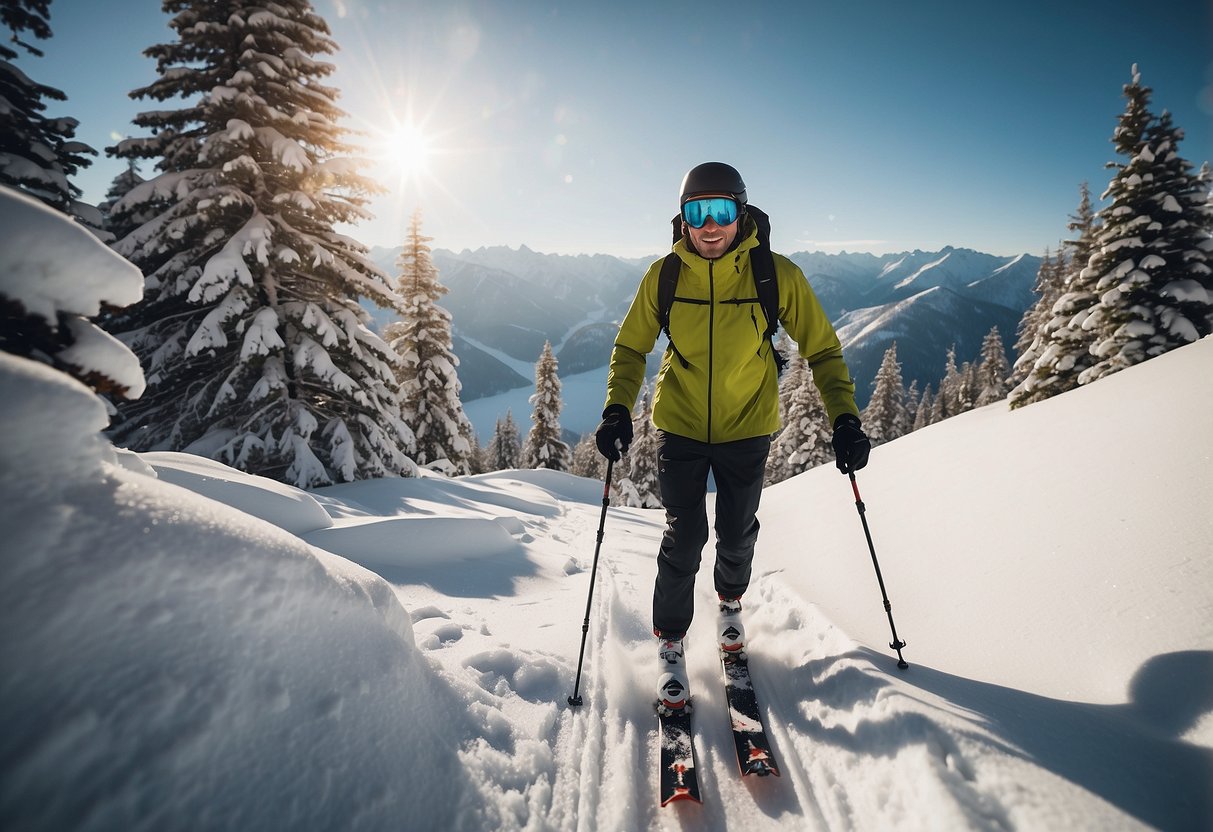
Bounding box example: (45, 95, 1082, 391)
(382, 494, 1145, 831)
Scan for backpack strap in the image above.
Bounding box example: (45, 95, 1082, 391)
(745, 205, 787, 375)
(657, 251, 689, 368)
(658, 205, 786, 374)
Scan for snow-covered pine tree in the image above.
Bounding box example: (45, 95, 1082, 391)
(98, 160, 152, 242)
(912, 384, 934, 431)
(975, 326, 1011, 406)
(1009, 184, 1102, 407)
(862, 342, 906, 446)
(383, 208, 474, 475)
(464, 431, 486, 475)
(766, 354, 831, 484)
(0, 0, 101, 232)
(569, 431, 605, 480)
(1009, 246, 1061, 388)
(934, 346, 961, 420)
(1079, 67, 1213, 384)
(1, 186, 144, 399)
(617, 385, 659, 508)
(485, 410, 521, 471)
(523, 342, 570, 471)
(903, 380, 919, 435)
(957, 360, 979, 414)
(103, 0, 415, 488)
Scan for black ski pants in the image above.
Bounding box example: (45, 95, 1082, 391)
(652, 431, 771, 639)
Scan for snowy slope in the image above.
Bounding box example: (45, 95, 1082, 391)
(2, 338, 1211, 831)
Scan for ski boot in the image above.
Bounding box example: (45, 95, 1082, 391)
(657, 636, 691, 715)
(718, 595, 746, 658)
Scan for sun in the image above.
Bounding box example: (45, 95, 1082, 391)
(376, 121, 432, 182)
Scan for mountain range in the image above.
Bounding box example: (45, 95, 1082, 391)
(365, 243, 1042, 414)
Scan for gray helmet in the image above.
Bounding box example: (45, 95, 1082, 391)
(679, 162, 747, 207)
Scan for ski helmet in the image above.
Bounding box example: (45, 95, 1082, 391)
(679, 162, 747, 207)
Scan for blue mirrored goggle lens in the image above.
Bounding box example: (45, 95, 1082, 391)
(682, 197, 739, 229)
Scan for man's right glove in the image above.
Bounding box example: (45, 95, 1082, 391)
(831, 413, 871, 474)
(594, 404, 633, 462)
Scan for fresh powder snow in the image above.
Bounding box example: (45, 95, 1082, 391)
(2, 337, 1211, 829)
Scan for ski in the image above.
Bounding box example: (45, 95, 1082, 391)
(658, 705, 702, 806)
(719, 622, 780, 777)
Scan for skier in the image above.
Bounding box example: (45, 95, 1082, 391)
(595, 162, 870, 710)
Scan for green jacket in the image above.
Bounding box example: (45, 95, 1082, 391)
(604, 218, 859, 443)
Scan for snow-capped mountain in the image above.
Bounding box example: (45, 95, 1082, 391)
(790, 246, 1040, 320)
(367, 243, 1041, 422)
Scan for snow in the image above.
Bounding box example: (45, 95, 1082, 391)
(58, 317, 147, 399)
(3, 336, 1212, 830)
(0, 186, 142, 321)
(0, 186, 147, 397)
(141, 451, 333, 535)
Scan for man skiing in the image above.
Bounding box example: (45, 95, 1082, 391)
(595, 162, 870, 711)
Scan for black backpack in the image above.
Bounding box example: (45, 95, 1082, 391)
(658, 204, 786, 374)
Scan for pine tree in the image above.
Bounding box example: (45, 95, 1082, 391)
(1080, 67, 1213, 383)
(103, 0, 414, 487)
(464, 431, 485, 475)
(766, 354, 831, 484)
(1009, 246, 1060, 389)
(486, 410, 521, 471)
(975, 327, 1011, 406)
(1010, 184, 1102, 407)
(957, 360, 979, 414)
(523, 341, 570, 471)
(0, 1, 101, 229)
(903, 380, 920, 435)
(912, 384, 934, 431)
(617, 385, 660, 507)
(98, 160, 151, 241)
(384, 209, 473, 475)
(1, 186, 144, 398)
(862, 342, 906, 446)
(570, 431, 605, 480)
(935, 346, 961, 420)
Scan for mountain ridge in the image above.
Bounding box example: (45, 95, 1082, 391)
(364, 243, 1041, 422)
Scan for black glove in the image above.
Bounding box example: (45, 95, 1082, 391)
(595, 404, 633, 462)
(831, 413, 871, 474)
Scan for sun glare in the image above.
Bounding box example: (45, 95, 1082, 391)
(378, 122, 432, 181)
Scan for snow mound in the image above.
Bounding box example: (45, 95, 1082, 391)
(0, 355, 475, 830)
(303, 515, 520, 568)
(141, 451, 334, 534)
(0, 353, 114, 481)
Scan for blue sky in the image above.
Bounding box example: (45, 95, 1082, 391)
(28, 0, 1213, 258)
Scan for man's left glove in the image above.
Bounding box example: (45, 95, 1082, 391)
(831, 413, 871, 474)
(595, 404, 633, 462)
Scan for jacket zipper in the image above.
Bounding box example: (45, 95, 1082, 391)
(707, 259, 715, 443)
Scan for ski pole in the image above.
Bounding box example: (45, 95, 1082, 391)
(848, 471, 909, 669)
(568, 458, 615, 707)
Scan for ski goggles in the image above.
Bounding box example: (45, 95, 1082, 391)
(681, 196, 740, 229)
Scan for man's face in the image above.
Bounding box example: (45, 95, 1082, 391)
(683, 194, 739, 260)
